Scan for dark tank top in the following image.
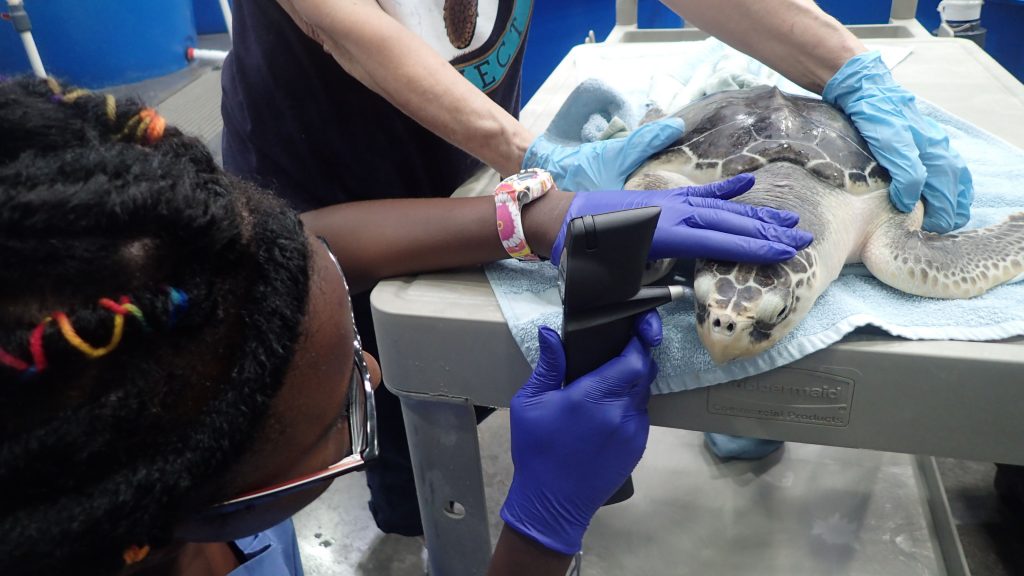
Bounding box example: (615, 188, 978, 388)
(221, 0, 532, 211)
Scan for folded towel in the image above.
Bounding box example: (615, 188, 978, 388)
(486, 42, 1024, 395)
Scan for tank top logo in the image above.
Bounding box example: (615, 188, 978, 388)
(452, 0, 532, 93)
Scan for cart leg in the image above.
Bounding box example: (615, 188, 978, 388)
(400, 392, 493, 576)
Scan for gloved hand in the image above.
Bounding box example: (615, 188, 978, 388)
(500, 311, 662, 555)
(523, 117, 686, 192)
(549, 173, 814, 266)
(705, 433, 783, 461)
(823, 51, 973, 233)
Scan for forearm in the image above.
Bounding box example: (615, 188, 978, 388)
(279, 0, 533, 176)
(662, 0, 867, 93)
(300, 191, 572, 294)
(487, 525, 574, 576)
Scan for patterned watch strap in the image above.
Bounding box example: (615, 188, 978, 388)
(495, 168, 557, 261)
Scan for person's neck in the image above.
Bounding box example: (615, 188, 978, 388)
(130, 542, 241, 576)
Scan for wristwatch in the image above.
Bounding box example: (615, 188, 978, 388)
(494, 168, 557, 261)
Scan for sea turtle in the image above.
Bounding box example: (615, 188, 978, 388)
(625, 86, 1024, 364)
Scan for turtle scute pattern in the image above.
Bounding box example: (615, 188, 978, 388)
(658, 86, 891, 195)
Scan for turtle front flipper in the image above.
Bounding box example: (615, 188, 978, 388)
(861, 208, 1024, 298)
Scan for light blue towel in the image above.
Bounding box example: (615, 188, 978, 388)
(486, 83, 1024, 396)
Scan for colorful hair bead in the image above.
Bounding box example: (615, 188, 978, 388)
(1, 289, 185, 377)
(120, 108, 166, 145)
(0, 348, 29, 372)
(60, 89, 90, 104)
(45, 76, 62, 95)
(52, 311, 125, 360)
(105, 93, 117, 123)
(122, 544, 150, 566)
(0, 319, 50, 376)
(166, 287, 189, 328)
(100, 297, 150, 332)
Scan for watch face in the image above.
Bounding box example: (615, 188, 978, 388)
(499, 168, 555, 208)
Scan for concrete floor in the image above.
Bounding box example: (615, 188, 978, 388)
(115, 44, 1024, 576)
(292, 411, 1023, 576)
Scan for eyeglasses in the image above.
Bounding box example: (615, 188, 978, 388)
(174, 236, 378, 542)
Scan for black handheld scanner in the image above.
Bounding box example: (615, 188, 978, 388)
(557, 206, 685, 506)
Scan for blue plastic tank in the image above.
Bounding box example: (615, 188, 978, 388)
(981, 0, 1024, 83)
(194, 0, 232, 34)
(0, 0, 196, 88)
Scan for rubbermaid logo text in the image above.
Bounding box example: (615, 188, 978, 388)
(707, 369, 854, 427)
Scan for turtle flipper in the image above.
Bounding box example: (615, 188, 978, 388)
(862, 209, 1024, 298)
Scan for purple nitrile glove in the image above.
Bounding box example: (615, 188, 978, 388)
(549, 173, 814, 267)
(499, 311, 662, 556)
(823, 51, 973, 233)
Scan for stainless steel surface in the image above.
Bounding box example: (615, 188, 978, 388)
(400, 393, 492, 576)
(919, 456, 972, 576)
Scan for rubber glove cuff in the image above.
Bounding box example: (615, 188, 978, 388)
(823, 51, 974, 233)
(823, 50, 896, 106)
(522, 118, 686, 192)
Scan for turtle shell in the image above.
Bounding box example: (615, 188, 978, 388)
(652, 86, 891, 195)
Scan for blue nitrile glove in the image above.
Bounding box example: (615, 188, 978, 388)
(549, 173, 814, 267)
(523, 117, 687, 192)
(705, 433, 783, 461)
(500, 311, 662, 555)
(823, 51, 973, 233)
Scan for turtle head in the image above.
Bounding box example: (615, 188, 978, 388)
(693, 259, 807, 363)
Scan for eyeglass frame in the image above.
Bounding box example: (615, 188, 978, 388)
(174, 236, 378, 541)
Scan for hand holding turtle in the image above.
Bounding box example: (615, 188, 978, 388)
(823, 51, 974, 233)
(548, 173, 814, 266)
(523, 118, 687, 192)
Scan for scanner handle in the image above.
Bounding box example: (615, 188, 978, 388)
(563, 315, 637, 504)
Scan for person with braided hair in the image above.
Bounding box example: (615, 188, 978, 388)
(0, 75, 813, 575)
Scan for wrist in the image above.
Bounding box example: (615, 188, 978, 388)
(488, 525, 574, 576)
(499, 486, 588, 556)
(521, 189, 573, 260)
(509, 127, 537, 177)
(822, 50, 888, 106)
(817, 44, 870, 93)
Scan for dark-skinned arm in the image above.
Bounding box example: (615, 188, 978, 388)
(486, 525, 574, 576)
(300, 191, 573, 295)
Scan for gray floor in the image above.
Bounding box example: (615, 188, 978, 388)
(292, 412, 1024, 576)
(114, 41, 1024, 576)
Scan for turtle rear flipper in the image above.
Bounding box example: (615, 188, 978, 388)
(862, 210, 1024, 298)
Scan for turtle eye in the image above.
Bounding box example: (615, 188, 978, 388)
(755, 292, 788, 324)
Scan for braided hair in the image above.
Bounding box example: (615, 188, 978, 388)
(0, 76, 311, 575)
